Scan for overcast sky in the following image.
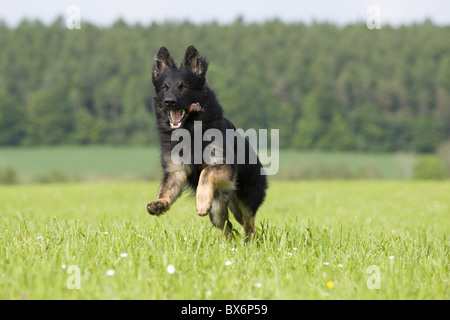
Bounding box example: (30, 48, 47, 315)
(1, 0, 450, 26)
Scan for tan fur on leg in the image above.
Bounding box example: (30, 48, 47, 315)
(196, 165, 234, 216)
(147, 162, 189, 216)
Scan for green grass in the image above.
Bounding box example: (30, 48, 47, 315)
(0, 181, 448, 299)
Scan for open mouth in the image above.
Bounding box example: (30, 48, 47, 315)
(167, 109, 187, 128)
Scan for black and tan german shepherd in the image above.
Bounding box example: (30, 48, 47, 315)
(146, 45, 267, 241)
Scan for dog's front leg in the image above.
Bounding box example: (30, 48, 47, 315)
(147, 170, 187, 216)
(196, 164, 234, 216)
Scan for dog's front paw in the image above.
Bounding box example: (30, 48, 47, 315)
(196, 193, 212, 217)
(197, 209, 211, 217)
(146, 199, 169, 216)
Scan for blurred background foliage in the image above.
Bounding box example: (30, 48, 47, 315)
(0, 18, 449, 182)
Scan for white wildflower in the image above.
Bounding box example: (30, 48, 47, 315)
(106, 270, 115, 276)
(166, 264, 176, 274)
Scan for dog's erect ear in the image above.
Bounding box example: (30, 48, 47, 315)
(182, 45, 208, 78)
(152, 46, 176, 81)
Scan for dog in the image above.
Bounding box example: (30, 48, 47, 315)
(146, 45, 267, 241)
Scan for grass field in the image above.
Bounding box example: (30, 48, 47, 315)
(0, 146, 416, 182)
(0, 181, 448, 299)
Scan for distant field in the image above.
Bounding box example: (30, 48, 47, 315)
(0, 146, 160, 179)
(0, 146, 416, 182)
(0, 181, 448, 299)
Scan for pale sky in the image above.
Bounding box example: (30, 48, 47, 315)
(1, 0, 449, 26)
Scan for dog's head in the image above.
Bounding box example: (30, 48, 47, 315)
(152, 45, 208, 129)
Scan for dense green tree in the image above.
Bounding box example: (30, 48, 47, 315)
(293, 91, 326, 149)
(0, 18, 448, 152)
(25, 87, 73, 145)
(0, 90, 25, 145)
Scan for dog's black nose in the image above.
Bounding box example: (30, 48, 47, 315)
(164, 98, 177, 108)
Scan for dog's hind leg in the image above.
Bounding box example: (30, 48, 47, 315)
(242, 216, 256, 243)
(209, 192, 233, 240)
(229, 195, 256, 243)
(196, 164, 235, 216)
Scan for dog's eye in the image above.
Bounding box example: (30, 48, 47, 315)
(161, 84, 169, 91)
(178, 83, 188, 91)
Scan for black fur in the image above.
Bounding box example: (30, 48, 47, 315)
(148, 45, 267, 238)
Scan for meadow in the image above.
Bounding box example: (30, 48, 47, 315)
(0, 146, 416, 183)
(0, 180, 448, 299)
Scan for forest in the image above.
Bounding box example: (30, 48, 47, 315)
(0, 17, 449, 152)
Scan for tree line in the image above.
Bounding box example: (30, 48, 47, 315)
(0, 18, 449, 152)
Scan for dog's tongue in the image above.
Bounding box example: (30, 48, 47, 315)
(170, 110, 183, 123)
